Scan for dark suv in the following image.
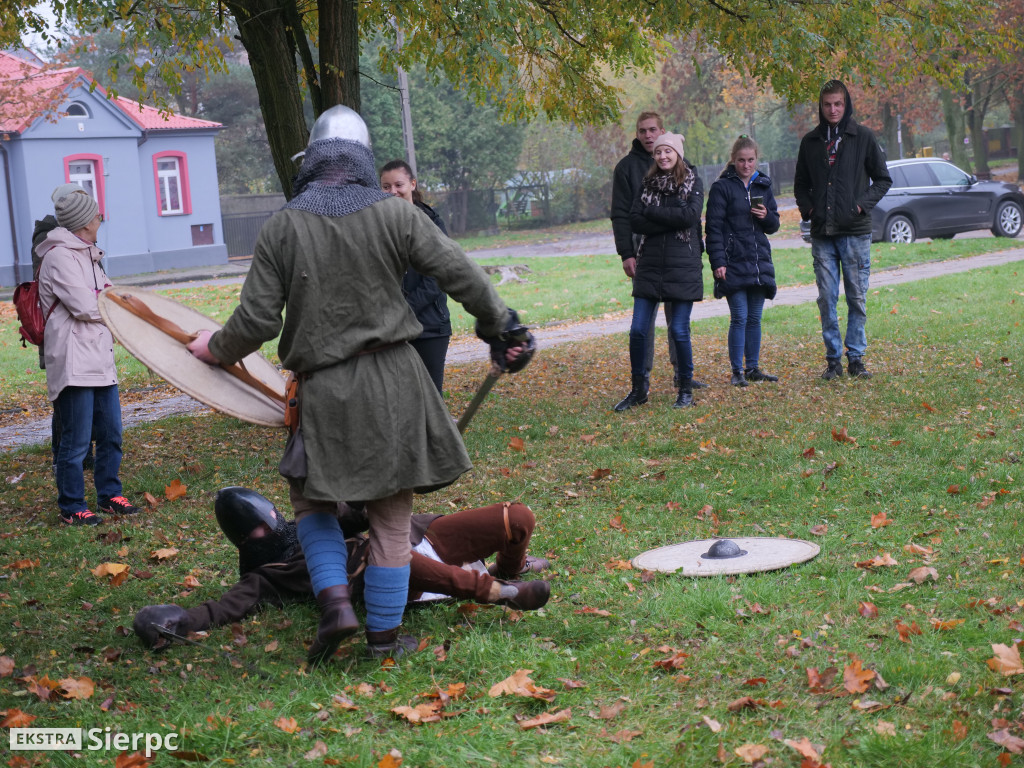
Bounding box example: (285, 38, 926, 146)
(800, 158, 1024, 243)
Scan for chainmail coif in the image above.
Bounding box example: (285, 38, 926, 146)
(286, 138, 390, 217)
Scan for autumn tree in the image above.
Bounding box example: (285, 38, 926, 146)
(5, 0, 990, 196)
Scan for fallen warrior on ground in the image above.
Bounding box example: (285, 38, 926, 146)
(133, 488, 551, 659)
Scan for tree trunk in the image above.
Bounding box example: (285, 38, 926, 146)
(225, 0, 309, 198)
(940, 88, 968, 168)
(318, 0, 360, 113)
(1012, 86, 1024, 181)
(964, 75, 991, 179)
(880, 102, 897, 158)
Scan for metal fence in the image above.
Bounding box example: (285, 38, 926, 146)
(221, 211, 275, 258)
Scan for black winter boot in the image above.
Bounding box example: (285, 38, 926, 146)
(731, 369, 748, 387)
(307, 584, 360, 665)
(821, 359, 844, 380)
(745, 367, 778, 383)
(847, 358, 873, 379)
(614, 376, 649, 412)
(673, 380, 695, 408)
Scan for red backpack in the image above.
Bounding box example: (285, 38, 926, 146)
(13, 274, 58, 348)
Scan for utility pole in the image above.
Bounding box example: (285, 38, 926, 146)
(393, 20, 417, 176)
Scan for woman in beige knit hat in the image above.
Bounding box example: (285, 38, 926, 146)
(35, 188, 140, 525)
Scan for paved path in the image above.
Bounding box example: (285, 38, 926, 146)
(3, 246, 1023, 451)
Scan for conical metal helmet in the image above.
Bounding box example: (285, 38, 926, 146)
(309, 104, 370, 148)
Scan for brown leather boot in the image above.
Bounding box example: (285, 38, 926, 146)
(365, 628, 419, 659)
(491, 579, 551, 611)
(307, 584, 359, 665)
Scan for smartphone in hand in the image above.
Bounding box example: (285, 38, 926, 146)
(750, 195, 764, 208)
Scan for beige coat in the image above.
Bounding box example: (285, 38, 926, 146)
(36, 228, 117, 401)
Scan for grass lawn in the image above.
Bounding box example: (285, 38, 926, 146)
(1, 261, 1022, 766)
(454, 219, 610, 252)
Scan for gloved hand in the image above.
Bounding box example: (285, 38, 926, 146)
(476, 309, 536, 374)
(133, 604, 191, 648)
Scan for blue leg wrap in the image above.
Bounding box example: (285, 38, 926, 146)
(296, 512, 348, 596)
(363, 564, 410, 632)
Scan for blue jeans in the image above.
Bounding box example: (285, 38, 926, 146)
(811, 234, 871, 360)
(629, 297, 693, 384)
(726, 288, 766, 371)
(53, 385, 123, 514)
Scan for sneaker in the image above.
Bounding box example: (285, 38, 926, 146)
(731, 370, 749, 387)
(821, 360, 844, 380)
(99, 496, 142, 515)
(60, 509, 104, 526)
(487, 555, 551, 577)
(745, 367, 779, 383)
(847, 359, 873, 379)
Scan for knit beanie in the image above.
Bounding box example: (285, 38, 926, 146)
(652, 132, 685, 162)
(54, 188, 99, 232)
(51, 183, 81, 204)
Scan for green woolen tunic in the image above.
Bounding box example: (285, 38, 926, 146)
(208, 196, 508, 502)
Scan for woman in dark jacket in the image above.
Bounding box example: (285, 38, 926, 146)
(380, 160, 453, 394)
(614, 132, 705, 410)
(706, 136, 780, 387)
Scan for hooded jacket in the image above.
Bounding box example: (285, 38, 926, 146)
(35, 228, 116, 401)
(611, 138, 655, 260)
(705, 166, 779, 300)
(628, 162, 705, 303)
(793, 81, 892, 238)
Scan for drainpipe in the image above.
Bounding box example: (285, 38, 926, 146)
(0, 140, 19, 281)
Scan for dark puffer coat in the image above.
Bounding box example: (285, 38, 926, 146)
(611, 138, 654, 260)
(628, 164, 705, 303)
(705, 167, 779, 300)
(402, 201, 452, 339)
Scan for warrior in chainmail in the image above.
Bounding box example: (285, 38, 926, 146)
(186, 106, 535, 663)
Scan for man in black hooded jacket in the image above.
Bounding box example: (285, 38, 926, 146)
(794, 80, 891, 381)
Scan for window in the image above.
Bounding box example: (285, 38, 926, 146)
(151, 151, 192, 216)
(900, 163, 936, 188)
(930, 162, 970, 187)
(888, 167, 908, 189)
(64, 102, 90, 118)
(63, 154, 105, 217)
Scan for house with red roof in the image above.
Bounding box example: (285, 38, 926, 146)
(0, 49, 227, 285)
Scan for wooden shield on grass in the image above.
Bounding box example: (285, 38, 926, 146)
(631, 537, 820, 576)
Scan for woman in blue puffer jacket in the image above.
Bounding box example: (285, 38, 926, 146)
(706, 136, 780, 387)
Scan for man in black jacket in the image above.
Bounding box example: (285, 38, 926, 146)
(794, 80, 891, 380)
(612, 112, 704, 404)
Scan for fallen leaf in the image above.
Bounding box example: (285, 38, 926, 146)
(264, 640, 279, 653)
(802, 447, 816, 458)
(874, 721, 897, 737)
(831, 427, 857, 445)
(989, 729, 1024, 754)
(606, 728, 642, 743)
(0, 656, 14, 677)
(854, 553, 898, 569)
(951, 720, 969, 741)
(165, 478, 187, 501)
(727, 696, 760, 712)
(6, 558, 38, 570)
(858, 602, 879, 618)
(907, 567, 938, 584)
(842, 657, 875, 694)
(574, 607, 611, 617)
(274, 716, 299, 733)
(895, 620, 923, 643)
(378, 749, 403, 768)
(558, 678, 586, 689)
(702, 716, 723, 733)
(331, 694, 357, 711)
(516, 708, 571, 730)
(0, 708, 36, 727)
(509, 437, 525, 452)
(591, 468, 611, 480)
(652, 649, 690, 670)
(114, 753, 152, 768)
(784, 737, 821, 761)
(806, 666, 839, 694)
(608, 515, 623, 530)
(58, 676, 94, 700)
(304, 741, 328, 760)
(930, 618, 964, 631)
(91, 562, 130, 578)
(734, 744, 769, 763)
(743, 677, 767, 687)
(947, 484, 962, 495)
(903, 543, 933, 556)
(809, 524, 828, 536)
(143, 492, 159, 507)
(391, 702, 443, 724)
(589, 700, 626, 720)
(987, 644, 1024, 676)
(151, 547, 179, 561)
(870, 511, 892, 528)
(488, 669, 556, 701)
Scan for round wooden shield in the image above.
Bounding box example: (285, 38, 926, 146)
(631, 537, 820, 576)
(98, 286, 286, 427)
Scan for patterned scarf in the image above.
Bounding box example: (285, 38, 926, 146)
(637, 167, 696, 256)
(287, 138, 390, 217)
